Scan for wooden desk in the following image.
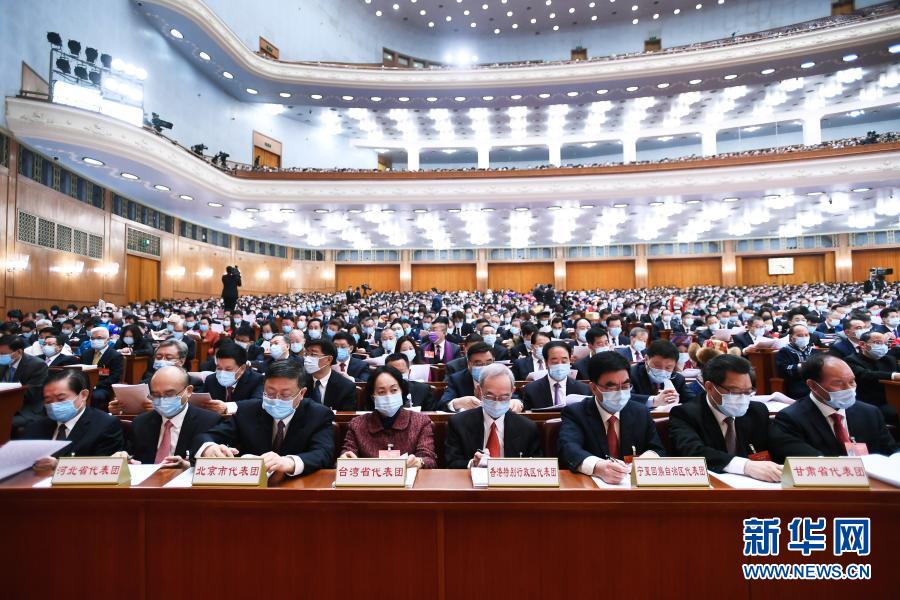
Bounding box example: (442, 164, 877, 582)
(884, 380, 900, 414)
(0, 468, 895, 599)
(0, 385, 24, 444)
(121, 354, 149, 385)
(745, 349, 778, 395)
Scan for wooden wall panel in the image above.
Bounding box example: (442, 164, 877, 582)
(335, 265, 401, 292)
(487, 262, 554, 292)
(171, 240, 233, 298)
(852, 249, 900, 282)
(411, 264, 476, 292)
(566, 261, 636, 290)
(738, 254, 834, 285)
(648, 258, 722, 287)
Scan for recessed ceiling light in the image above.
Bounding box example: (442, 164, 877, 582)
(723, 74, 737, 80)
(120, 172, 139, 180)
(649, 201, 664, 206)
(512, 23, 519, 28)
(208, 202, 223, 207)
(689, 79, 702, 85)
(310, 94, 323, 100)
(851, 187, 871, 193)
(695, 3, 703, 8)
(314, 209, 330, 214)
(657, 82, 670, 88)
(370, 96, 382, 102)
(674, 8, 681, 14)
(398, 96, 410, 102)
(82, 157, 104, 166)
(842, 53, 858, 62)
(806, 191, 824, 196)
(510, 94, 522, 100)
(801, 61, 815, 69)
(279, 92, 291, 98)
(760, 68, 775, 75)
(222, 71, 234, 79)
(169, 29, 183, 39)
(530, 17, 537, 23)
(347, 209, 362, 214)
(428, 21, 434, 27)
(342, 95, 354, 101)
(514, 207, 529, 212)
(626, 86, 639, 92)
(426, 96, 438, 102)
(538, 93, 551, 98)
(763, 195, 781, 200)
(153, 184, 170, 192)
(413, 209, 428, 213)
(722, 197, 739, 202)
(566, 91, 579, 97)
(280, 208, 295, 213)
(382, 209, 396, 214)
(596, 89, 608, 95)
(448, 208, 461, 213)
(481, 207, 495, 212)
(482, 95, 494, 100)
(376, 10, 382, 16)
(494, 28, 500, 34)
(547, 206, 561, 211)
(454, 96, 466, 101)
(686, 199, 700, 204)
(198, 51, 210, 61)
(631, 19, 638, 24)
(246, 88, 258, 94)
(580, 204, 595, 209)
(890, 43, 900, 54)
(245, 207, 260, 213)
(179, 194, 193, 201)
(553, 25, 560, 30)
(613, 203, 628, 208)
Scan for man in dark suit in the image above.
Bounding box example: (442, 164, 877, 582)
(439, 342, 507, 412)
(558, 352, 665, 484)
(511, 331, 552, 381)
(522, 340, 591, 410)
(842, 331, 899, 425)
(39, 333, 81, 368)
(769, 353, 897, 462)
(480, 325, 510, 361)
(421, 319, 459, 365)
(670, 354, 782, 481)
(24, 370, 124, 470)
(385, 353, 435, 410)
(1, 334, 51, 431)
(615, 327, 649, 364)
(731, 316, 769, 351)
(332, 332, 370, 383)
(605, 315, 629, 346)
(774, 324, 818, 400)
(630, 339, 693, 407)
(304, 338, 357, 411)
(874, 307, 899, 337)
(80, 327, 124, 412)
(827, 317, 867, 359)
(130, 366, 222, 465)
(573, 329, 612, 380)
(201, 343, 265, 416)
(444, 363, 540, 468)
(194, 360, 334, 476)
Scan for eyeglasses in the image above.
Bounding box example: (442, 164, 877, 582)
(482, 394, 512, 403)
(147, 385, 188, 403)
(713, 384, 754, 397)
(264, 390, 302, 402)
(593, 382, 632, 392)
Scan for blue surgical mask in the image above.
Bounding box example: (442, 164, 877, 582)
(122, 336, 134, 345)
(633, 340, 647, 352)
(373, 392, 403, 417)
(307, 329, 322, 340)
(262, 394, 296, 420)
(262, 332, 274, 341)
(282, 325, 293, 334)
(215, 369, 237, 388)
(336, 347, 351, 362)
(172, 332, 184, 341)
(270, 344, 286, 360)
(647, 366, 672, 384)
(166, 324, 175, 332)
(352, 333, 360, 343)
(0, 354, 11, 366)
(609, 327, 622, 339)
(303, 355, 322, 373)
(402, 349, 416, 362)
(290, 342, 304, 354)
(185, 321, 196, 329)
(42, 345, 58, 357)
(471, 366, 484, 382)
(483, 334, 497, 346)
(382, 339, 396, 353)
(715, 389, 751, 418)
(90, 339, 107, 350)
(815, 384, 856, 411)
(793, 336, 810, 349)
(324, 329, 335, 339)
(153, 396, 185, 418)
(153, 359, 176, 370)
(866, 344, 888, 359)
(509, 326, 520, 336)
(482, 398, 509, 419)
(47, 398, 79, 422)
(548, 363, 570, 382)
(599, 389, 630, 414)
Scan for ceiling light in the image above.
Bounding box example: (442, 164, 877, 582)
(222, 71, 234, 79)
(674, 8, 681, 14)
(538, 93, 551, 98)
(631, 4, 638, 10)
(420, 10, 426, 15)
(890, 43, 900, 54)
(657, 82, 670, 88)
(413, 209, 428, 213)
(553, 25, 559, 30)
(279, 92, 291, 98)
(398, 96, 410, 102)
(653, 13, 659, 19)
(310, 94, 322, 100)
(686, 199, 700, 204)
(382, 209, 395, 214)
(376, 10, 382, 16)
(428, 21, 434, 27)
(596, 89, 608, 95)
(169, 29, 183, 39)
(626, 86, 638, 92)
(448, 208, 461, 213)
(566, 91, 579, 97)
(246, 88, 258, 94)
(481, 207, 495, 212)
(689, 79, 702, 84)
(369, 96, 382, 102)
(153, 184, 170, 191)
(179, 194, 193, 201)
(582, 142, 597, 148)
(342, 95, 354, 101)
(723, 74, 737, 80)
(851, 187, 871, 192)
(245, 207, 260, 213)
(455, 96, 466, 101)
(392, 3, 399, 9)
(208, 202, 223, 207)
(494, 28, 500, 34)
(446, 15, 452, 21)
(760, 68, 775, 75)
(347, 209, 362, 214)
(530, 17, 537, 23)
(512, 23, 519, 28)
(842, 53, 858, 62)
(120, 172, 139, 180)
(314, 209, 330, 214)
(82, 157, 104, 166)
(547, 206, 561, 211)
(801, 61, 815, 69)
(806, 191, 824, 196)
(649, 201, 664, 206)
(632, 19, 638, 24)
(514, 207, 529, 212)
(426, 96, 437, 102)
(696, 3, 702, 8)
(198, 51, 210, 61)
(722, 197, 739, 202)
(280, 208, 295, 213)
(510, 94, 522, 100)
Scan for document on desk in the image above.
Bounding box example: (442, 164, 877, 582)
(860, 454, 900, 488)
(709, 472, 782, 490)
(471, 468, 488, 488)
(32, 463, 163, 488)
(406, 467, 418, 489)
(112, 383, 150, 413)
(591, 476, 631, 489)
(0, 440, 70, 481)
(0, 382, 23, 391)
(163, 467, 195, 488)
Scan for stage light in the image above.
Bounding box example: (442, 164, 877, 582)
(100, 53, 112, 68)
(55, 58, 71, 74)
(88, 71, 101, 85)
(191, 143, 208, 155)
(73, 66, 88, 80)
(47, 32, 62, 47)
(85, 47, 98, 63)
(67, 39, 81, 56)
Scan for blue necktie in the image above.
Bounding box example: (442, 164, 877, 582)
(6, 366, 15, 382)
(313, 380, 322, 403)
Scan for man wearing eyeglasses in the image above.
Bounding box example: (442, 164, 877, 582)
(439, 342, 524, 413)
(193, 360, 335, 477)
(669, 354, 782, 482)
(558, 352, 665, 484)
(128, 365, 222, 466)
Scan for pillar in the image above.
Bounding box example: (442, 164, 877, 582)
(622, 136, 637, 164)
(400, 249, 412, 292)
(477, 145, 490, 169)
(554, 247, 567, 290)
(549, 142, 562, 167)
(476, 249, 488, 291)
(701, 128, 718, 157)
(635, 244, 648, 288)
(835, 233, 853, 282)
(407, 147, 420, 172)
(721, 240, 737, 286)
(802, 116, 822, 146)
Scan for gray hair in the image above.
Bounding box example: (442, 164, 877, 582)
(158, 339, 189, 360)
(90, 326, 109, 339)
(630, 327, 648, 338)
(478, 362, 515, 390)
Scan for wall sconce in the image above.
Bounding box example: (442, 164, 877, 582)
(94, 262, 120, 276)
(836, 258, 852, 270)
(256, 269, 270, 279)
(282, 270, 296, 279)
(4, 255, 29, 272)
(167, 266, 186, 277)
(50, 261, 84, 276)
(196, 267, 214, 278)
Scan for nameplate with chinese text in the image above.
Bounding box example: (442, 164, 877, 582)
(631, 457, 710, 487)
(51, 457, 130, 486)
(192, 457, 267, 487)
(335, 458, 407, 487)
(486, 458, 560, 487)
(782, 457, 869, 488)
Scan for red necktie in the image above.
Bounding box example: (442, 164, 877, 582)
(831, 414, 851, 445)
(155, 420, 173, 464)
(226, 386, 234, 402)
(607, 415, 620, 459)
(340, 362, 346, 372)
(486, 422, 501, 458)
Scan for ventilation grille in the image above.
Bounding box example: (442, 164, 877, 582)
(16, 211, 37, 244)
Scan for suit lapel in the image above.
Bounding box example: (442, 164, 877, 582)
(802, 399, 842, 455)
(699, 399, 727, 451)
(174, 407, 194, 456)
(584, 399, 609, 457)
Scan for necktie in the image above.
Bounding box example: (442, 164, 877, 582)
(635, 350, 642, 362)
(226, 386, 234, 402)
(435, 344, 442, 363)
(6, 366, 15, 382)
(313, 380, 322, 403)
(92, 351, 102, 366)
(538, 359, 544, 371)
(340, 362, 346, 373)
(155, 420, 173, 464)
(831, 414, 851, 446)
(607, 416, 620, 459)
(55, 424, 67, 441)
(724, 417, 736, 455)
(273, 420, 285, 454)
(486, 421, 501, 458)
(553, 383, 561, 406)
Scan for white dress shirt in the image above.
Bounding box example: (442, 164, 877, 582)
(467, 411, 506, 468)
(547, 375, 567, 405)
(55, 405, 87, 443)
(312, 369, 332, 403)
(197, 408, 305, 476)
(578, 398, 622, 476)
(705, 397, 749, 475)
(156, 403, 189, 456)
(809, 393, 848, 441)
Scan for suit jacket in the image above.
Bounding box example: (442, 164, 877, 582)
(669, 395, 771, 472)
(827, 338, 857, 359)
(46, 354, 82, 368)
(336, 357, 370, 383)
(192, 398, 334, 474)
(769, 396, 897, 462)
(408, 379, 435, 411)
(203, 369, 265, 404)
(313, 371, 357, 411)
(81, 347, 124, 391)
(2, 353, 50, 429)
(444, 356, 468, 376)
(843, 352, 898, 411)
(114, 338, 153, 357)
(558, 397, 666, 470)
(511, 356, 537, 381)
(438, 369, 476, 411)
(630, 363, 693, 404)
(573, 354, 594, 380)
(775, 345, 815, 399)
(422, 340, 459, 364)
(444, 407, 541, 468)
(522, 376, 591, 410)
(130, 405, 222, 463)
(22, 406, 124, 456)
(490, 343, 510, 361)
(615, 346, 644, 363)
(341, 409, 437, 468)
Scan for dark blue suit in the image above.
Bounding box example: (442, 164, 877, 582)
(630, 363, 693, 404)
(827, 338, 857, 359)
(203, 370, 265, 404)
(558, 397, 666, 470)
(22, 406, 124, 456)
(192, 398, 335, 474)
(522, 376, 591, 410)
(130, 405, 222, 464)
(438, 369, 476, 411)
